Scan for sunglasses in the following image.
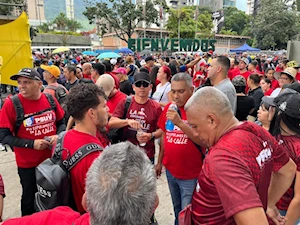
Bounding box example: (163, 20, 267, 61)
(135, 81, 150, 88)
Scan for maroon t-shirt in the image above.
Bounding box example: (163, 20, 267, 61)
(113, 97, 162, 158)
(192, 122, 289, 225)
(276, 135, 300, 210)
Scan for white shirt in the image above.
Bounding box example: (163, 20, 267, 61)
(152, 82, 171, 106)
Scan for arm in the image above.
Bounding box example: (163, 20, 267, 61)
(66, 116, 75, 131)
(0, 195, 3, 222)
(285, 171, 300, 225)
(0, 128, 34, 149)
(268, 159, 296, 206)
(233, 207, 269, 225)
(155, 133, 165, 178)
(109, 117, 141, 130)
(185, 56, 201, 69)
(267, 159, 296, 224)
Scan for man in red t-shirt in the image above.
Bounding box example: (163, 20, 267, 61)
(57, 83, 108, 213)
(82, 63, 92, 80)
(185, 87, 296, 225)
(1, 142, 158, 225)
(0, 68, 66, 216)
(96, 74, 126, 114)
(156, 73, 203, 225)
(238, 57, 251, 81)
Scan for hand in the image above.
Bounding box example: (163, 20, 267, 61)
(127, 119, 141, 130)
(166, 108, 181, 126)
(266, 206, 286, 225)
(136, 132, 151, 144)
(47, 135, 58, 145)
(33, 139, 51, 150)
(155, 163, 163, 178)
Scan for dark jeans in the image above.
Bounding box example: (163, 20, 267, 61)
(17, 167, 37, 216)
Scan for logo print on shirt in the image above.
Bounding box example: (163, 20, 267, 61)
(256, 141, 272, 169)
(23, 117, 34, 127)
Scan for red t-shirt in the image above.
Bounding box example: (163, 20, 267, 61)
(296, 72, 300, 82)
(271, 79, 279, 89)
(228, 67, 240, 80)
(0, 94, 65, 168)
(2, 206, 82, 225)
(193, 71, 206, 88)
(264, 88, 274, 96)
(112, 97, 162, 159)
(107, 90, 126, 114)
(83, 73, 91, 80)
(158, 103, 203, 180)
(191, 122, 289, 225)
(57, 130, 103, 213)
(276, 135, 300, 211)
(239, 70, 251, 80)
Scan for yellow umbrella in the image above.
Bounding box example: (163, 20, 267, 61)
(52, 47, 70, 54)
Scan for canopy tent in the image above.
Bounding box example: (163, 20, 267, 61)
(229, 43, 260, 53)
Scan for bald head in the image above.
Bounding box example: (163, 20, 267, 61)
(185, 87, 235, 147)
(185, 87, 232, 116)
(82, 63, 92, 76)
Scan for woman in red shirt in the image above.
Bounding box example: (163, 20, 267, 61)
(260, 78, 273, 96)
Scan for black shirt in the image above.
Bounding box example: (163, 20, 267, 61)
(248, 87, 264, 117)
(236, 95, 255, 121)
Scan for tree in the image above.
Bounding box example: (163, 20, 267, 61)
(53, 13, 82, 32)
(165, 6, 213, 39)
(219, 28, 237, 35)
(252, 0, 300, 49)
(83, 0, 168, 43)
(223, 7, 249, 35)
(0, 0, 23, 16)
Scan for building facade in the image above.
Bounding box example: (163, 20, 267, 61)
(26, 0, 46, 26)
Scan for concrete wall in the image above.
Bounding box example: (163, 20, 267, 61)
(31, 33, 91, 46)
(287, 41, 300, 62)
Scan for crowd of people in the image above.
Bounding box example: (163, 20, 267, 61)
(0, 48, 299, 225)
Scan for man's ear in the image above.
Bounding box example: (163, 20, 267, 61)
(82, 192, 87, 212)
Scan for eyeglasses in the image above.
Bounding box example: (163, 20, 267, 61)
(135, 81, 150, 88)
(279, 76, 290, 81)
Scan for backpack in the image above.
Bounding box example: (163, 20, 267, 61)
(44, 85, 68, 105)
(107, 96, 132, 144)
(10, 93, 56, 135)
(35, 131, 103, 212)
(127, 65, 139, 84)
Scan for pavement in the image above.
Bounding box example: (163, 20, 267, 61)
(0, 146, 175, 224)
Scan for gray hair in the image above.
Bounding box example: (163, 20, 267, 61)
(171, 72, 193, 88)
(86, 142, 156, 225)
(185, 86, 232, 116)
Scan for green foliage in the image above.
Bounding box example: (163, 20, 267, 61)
(219, 28, 237, 35)
(252, 0, 300, 49)
(83, 0, 168, 43)
(0, 0, 23, 16)
(52, 13, 82, 32)
(165, 6, 213, 39)
(38, 13, 82, 33)
(223, 7, 249, 35)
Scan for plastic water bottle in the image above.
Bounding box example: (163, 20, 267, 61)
(137, 128, 146, 147)
(166, 103, 177, 131)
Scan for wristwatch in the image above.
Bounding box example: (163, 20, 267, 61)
(151, 133, 155, 140)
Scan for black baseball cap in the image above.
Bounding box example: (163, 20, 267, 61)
(283, 82, 300, 93)
(133, 72, 151, 84)
(10, 68, 41, 81)
(262, 88, 300, 119)
(145, 56, 154, 62)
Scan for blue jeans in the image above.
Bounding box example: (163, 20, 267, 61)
(279, 210, 300, 225)
(166, 169, 197, 225)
